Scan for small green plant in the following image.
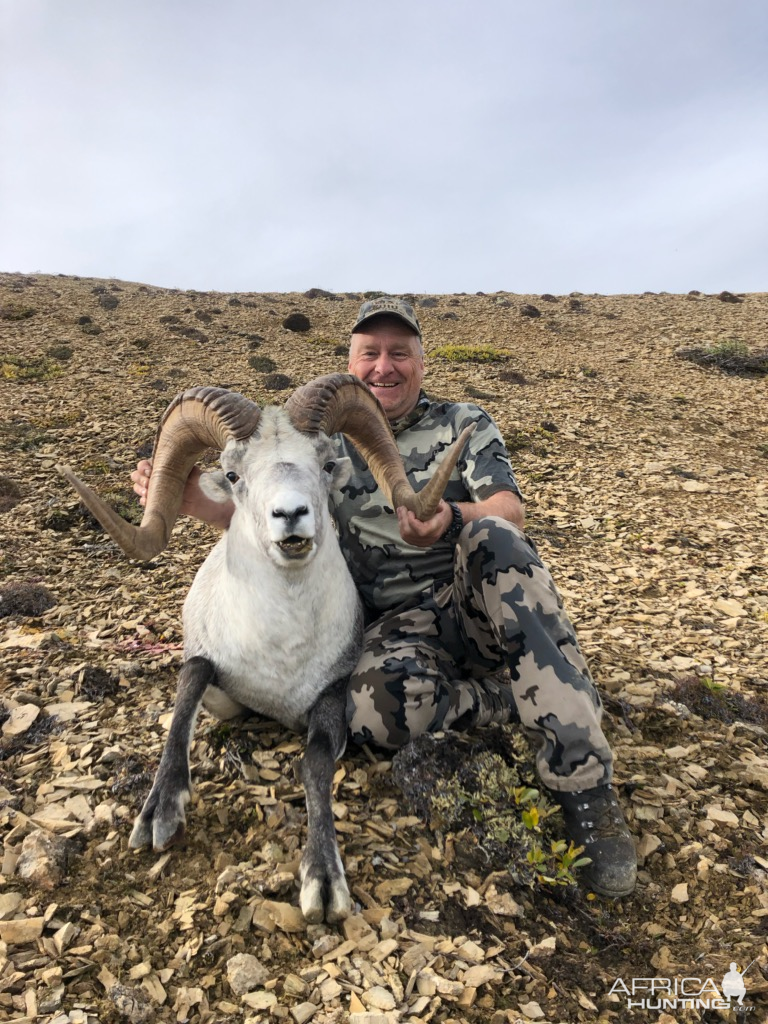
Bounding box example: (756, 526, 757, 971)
(432, 344, 508, 364)
(709, 337, 749, 358)
(700, 676, 726, 693)
(527, 839, 592, 886)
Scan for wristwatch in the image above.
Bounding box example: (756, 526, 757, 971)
(440, 500, 464, 542)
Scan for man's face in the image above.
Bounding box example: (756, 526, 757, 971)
(348, 323, 425, 421)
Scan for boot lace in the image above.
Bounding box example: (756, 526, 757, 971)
(569, 785, 628, 845)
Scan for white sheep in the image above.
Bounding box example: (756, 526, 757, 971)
(58, 373, 472, 923)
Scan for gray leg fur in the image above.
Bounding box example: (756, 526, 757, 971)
(129, 657, 216, 851)
(296, 677, 351, 924)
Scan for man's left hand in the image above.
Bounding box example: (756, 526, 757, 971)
(396, 501, 452, 547)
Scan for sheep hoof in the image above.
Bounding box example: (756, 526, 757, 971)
(299, 864, 351, 924)
(129, 812, 186, 852)
(128, 817, 153, 850)
(325, 882, 352, 924)
(129, 789, 188, 852)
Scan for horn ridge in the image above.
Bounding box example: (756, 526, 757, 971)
(158, 387, 262, 447)
(58, 387, 262, 561)
(284, 373, 474, 520)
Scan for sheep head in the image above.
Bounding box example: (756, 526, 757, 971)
(57, 373, 475, 562)
(199, 408, 352, 568)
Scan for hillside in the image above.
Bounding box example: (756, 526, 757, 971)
(1, 272, 767, 1024)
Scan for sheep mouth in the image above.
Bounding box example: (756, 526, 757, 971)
(277, 536, 313, 558)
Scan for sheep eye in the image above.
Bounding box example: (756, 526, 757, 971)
(225, 471, 239, 483)
(323, 461, 336, 474)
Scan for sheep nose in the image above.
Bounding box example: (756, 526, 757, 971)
(272, 505, 309, 521)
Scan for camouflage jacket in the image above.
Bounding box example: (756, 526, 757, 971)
(331, 391, 522, 619)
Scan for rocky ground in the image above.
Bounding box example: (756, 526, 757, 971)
(1, 273, 767, 1024)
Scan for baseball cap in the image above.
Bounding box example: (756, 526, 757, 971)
(352, 296, 422, 338)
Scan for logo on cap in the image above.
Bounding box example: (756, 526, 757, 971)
(353, 297, 422, 337)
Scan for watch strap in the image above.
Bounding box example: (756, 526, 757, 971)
(441, 500, 464, 541)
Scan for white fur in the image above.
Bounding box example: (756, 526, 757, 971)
(182, 408, 360, 730)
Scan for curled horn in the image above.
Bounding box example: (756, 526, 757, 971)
(56, 388, 262, 561)
(284, 373, 475, 520)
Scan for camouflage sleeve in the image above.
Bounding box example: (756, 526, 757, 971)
(453, 403, 523, 503)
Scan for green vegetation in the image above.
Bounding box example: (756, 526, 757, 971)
(430, 749, 589, 888)
(0, 419, 47, 451)
(503, 425, 557, 456)
(1, 354, 64, 382)
(432, 344, 508, 363)
(675, 338, 768, 377)
(0, 304, 35, 321)
(708, 337, 749, 357)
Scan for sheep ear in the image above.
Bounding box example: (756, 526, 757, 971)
(329, 457, 353, 491)
(199, 470, 233, 503)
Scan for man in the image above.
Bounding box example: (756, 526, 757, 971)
(132, 297, 637, 897)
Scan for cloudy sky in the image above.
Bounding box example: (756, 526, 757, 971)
(1, 1, 766, 295)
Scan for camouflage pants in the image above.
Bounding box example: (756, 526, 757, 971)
(347, 517, 612, 792)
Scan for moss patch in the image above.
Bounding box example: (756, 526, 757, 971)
(248, 355, 277, 373)
(0, 304, 36, 321)
(1, 354, 64, 382)
(0, 582, 57, 618)
(0, 476, 23, 512)
(669, 676, 768, 726)
(432, 344, 508, 363)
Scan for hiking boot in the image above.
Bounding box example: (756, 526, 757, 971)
(552, 783, 637, 897)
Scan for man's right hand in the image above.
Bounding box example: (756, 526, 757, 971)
(131, 460, 234, 530)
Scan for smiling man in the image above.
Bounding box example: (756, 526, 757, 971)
(336, 297, 636, 898)
(132, 296, 637, 898)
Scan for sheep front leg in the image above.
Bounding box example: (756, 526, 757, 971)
(296, 678, 351, 924)
(129, 656, 217, 852)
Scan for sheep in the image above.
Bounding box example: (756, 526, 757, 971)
(57, 373, 473, 924)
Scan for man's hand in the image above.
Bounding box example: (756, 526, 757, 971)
(396, 501, 453, 548)
(130, 460, 153, 506)
(130, 460, 234, 530)
(395, 490, 524, 548)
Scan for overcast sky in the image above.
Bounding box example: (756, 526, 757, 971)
(1, 1, 766, 295)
